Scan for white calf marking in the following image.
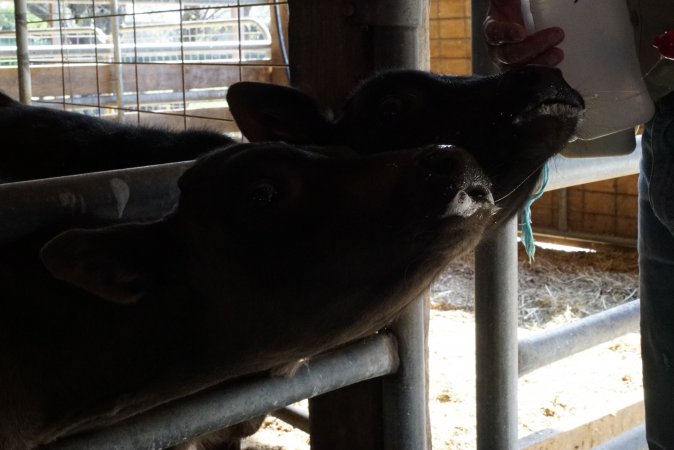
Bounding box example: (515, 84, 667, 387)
(110, 178, 130, 219)
(442, 190, 494, 218)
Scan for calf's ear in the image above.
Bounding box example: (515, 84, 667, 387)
(227, 81, 334, 144)
(0, 91, 18, 106)
(40, 223, 159, 305)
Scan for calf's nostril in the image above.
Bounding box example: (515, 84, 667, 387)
(465, 185, 493, 204)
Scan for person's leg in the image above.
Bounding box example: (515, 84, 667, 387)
(639, 91, 674, 449)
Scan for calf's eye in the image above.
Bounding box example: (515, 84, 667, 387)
(247, 181, 278, 209)
(378, 96, 403, 121)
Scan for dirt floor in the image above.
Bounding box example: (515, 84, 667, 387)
(241, 240, 642, 449)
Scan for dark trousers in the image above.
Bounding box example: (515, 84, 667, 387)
(639, 91, 674, 450)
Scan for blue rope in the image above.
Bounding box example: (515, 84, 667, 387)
(521, 163, 549, 261)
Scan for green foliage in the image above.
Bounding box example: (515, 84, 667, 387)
(0, 3, 14, 31)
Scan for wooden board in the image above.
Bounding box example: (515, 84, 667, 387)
(0, 64, 274, 99)
(519, 399, 645, 450)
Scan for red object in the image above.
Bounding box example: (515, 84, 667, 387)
(653, 30, 674, 60)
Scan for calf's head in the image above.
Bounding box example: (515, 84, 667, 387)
(227, 66, 584, 232)
(41, 142, 495, 355)
(4, 141, 497, 445)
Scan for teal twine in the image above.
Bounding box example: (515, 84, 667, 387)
(521, 163, 549, 261)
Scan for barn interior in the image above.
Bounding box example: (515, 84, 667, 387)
(0, 0, 644, 448)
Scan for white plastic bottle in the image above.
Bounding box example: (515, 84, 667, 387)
(522, 0, 655, 143)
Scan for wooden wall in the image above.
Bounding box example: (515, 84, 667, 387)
(430, 0, 472, 75)
(428, 0, 639, 242)
(527, 176, 639, 241)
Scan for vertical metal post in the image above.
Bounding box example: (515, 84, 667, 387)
(474, 218, 519, 449)
(13, 0, 32, 104)
(382, 293, 429, 450)
(471, 1, 519, 448)
(290, 1, 429, 448)
(110, 0, 125, 121)
(470, 0, 495, 77)
(381, 2, 430, 448)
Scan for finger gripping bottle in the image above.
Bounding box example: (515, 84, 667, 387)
(522, 0, 655, 143)
(646, 30, 674, 101)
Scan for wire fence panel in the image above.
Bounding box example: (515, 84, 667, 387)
(0, 0, 289, 137)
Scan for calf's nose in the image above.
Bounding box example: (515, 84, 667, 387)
(418, 145, 494, 217)
(505, 66, 584, 108)
(420, 145, 490, 189)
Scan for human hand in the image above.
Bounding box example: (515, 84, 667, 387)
(483, 0, 565, 70)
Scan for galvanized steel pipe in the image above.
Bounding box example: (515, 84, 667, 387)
(383, 294, 429, 450)
(46, 334, 399, 450)
(13, 0, 31, 103)
(518, 300, 640, 376)
(269, 405, 310, 434)
(547, 138, 641, 191)
(0, 140, 641, 245)
(472, 1, 519, 448)
(593, 424, 647, 450)
(474, 217, 520, 450)
(0, 162, 188, 243)
(109, 0, 125, 121)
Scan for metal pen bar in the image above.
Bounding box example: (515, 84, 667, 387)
(35, 88, 232, 110)
(109, 0, 125, 121)
(269, 405, 310, 434)
(47, 333, 399, 450)
(592, 424, 648, 450)
(471, 0, 519, 448)
(382, 293, 429, 450)
(474, 217, 519, 450)
(519, 300, 640, 377)
(546, 138, 642, 191)
(0, 140, 642, 243)
(0, 162, 188, 243)
(13, 0, 32, 103)
(376, 1, 430, 447)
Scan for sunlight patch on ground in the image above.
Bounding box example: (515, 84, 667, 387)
(533, 240, 596, 253)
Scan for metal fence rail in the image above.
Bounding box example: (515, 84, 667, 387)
(594, 425, 648, 450)
(0, 161, 188, 243)
(269, 405, 310, 434)
(46, 334, 399, 450)
(518, 300, 640, 377)
(547, 141, 642, 190)
(0, 18, 273, 65)
(0, 145, 642, 241)
(475, 217, 519, 449)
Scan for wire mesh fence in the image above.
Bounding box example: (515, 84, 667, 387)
(0, 0, 289, 137)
